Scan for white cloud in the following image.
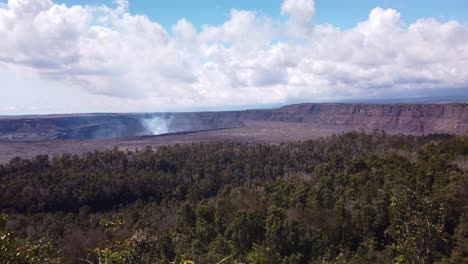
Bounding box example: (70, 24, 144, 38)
(200, 9, 275, 53)
(8, 0, 52, 15)
(0, 0, 467, 114)
(281, 0, 315, 36)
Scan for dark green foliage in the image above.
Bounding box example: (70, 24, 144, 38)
(0, 214, 63, 264)
(0, 132, 466, 263)
(227, 210, 265, 254)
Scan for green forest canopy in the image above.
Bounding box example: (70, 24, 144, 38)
(0, 131, 467, 263)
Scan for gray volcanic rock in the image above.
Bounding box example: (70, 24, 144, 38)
(0, 103, 466, 141)
(274, 103, 468, 134)
(0, 114, 147, 141)
(178, 103, 467, 134)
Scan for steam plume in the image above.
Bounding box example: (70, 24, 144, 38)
(141, 116, 173, 135)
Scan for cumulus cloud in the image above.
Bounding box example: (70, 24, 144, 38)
(0, 0, 467, 113)
(281, 0, 315, 36)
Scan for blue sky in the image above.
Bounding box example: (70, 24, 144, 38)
(0, 0, 467, 114)
(49, 0, 467, 30)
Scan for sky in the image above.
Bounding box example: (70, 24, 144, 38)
(0, 0, 467, 115)
(53, 0, 468, 30)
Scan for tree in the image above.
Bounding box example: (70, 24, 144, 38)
(386, 188, 448, 263)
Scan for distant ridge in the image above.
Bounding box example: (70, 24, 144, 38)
(0, 103, 466, 141)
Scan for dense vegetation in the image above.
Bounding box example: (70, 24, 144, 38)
(0, 131, 467, 263)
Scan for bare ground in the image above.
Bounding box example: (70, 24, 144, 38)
(0, 121, 349, 163)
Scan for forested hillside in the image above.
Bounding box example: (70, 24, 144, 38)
(0, 131, 467, 263)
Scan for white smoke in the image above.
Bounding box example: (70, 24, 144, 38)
(141, 116, 173, 135)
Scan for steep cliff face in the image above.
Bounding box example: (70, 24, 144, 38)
(0, 115, 147, 141)
(271, 103, 468, 134)
(169, 103, 467, 134)
(0, 103, 466, 141)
